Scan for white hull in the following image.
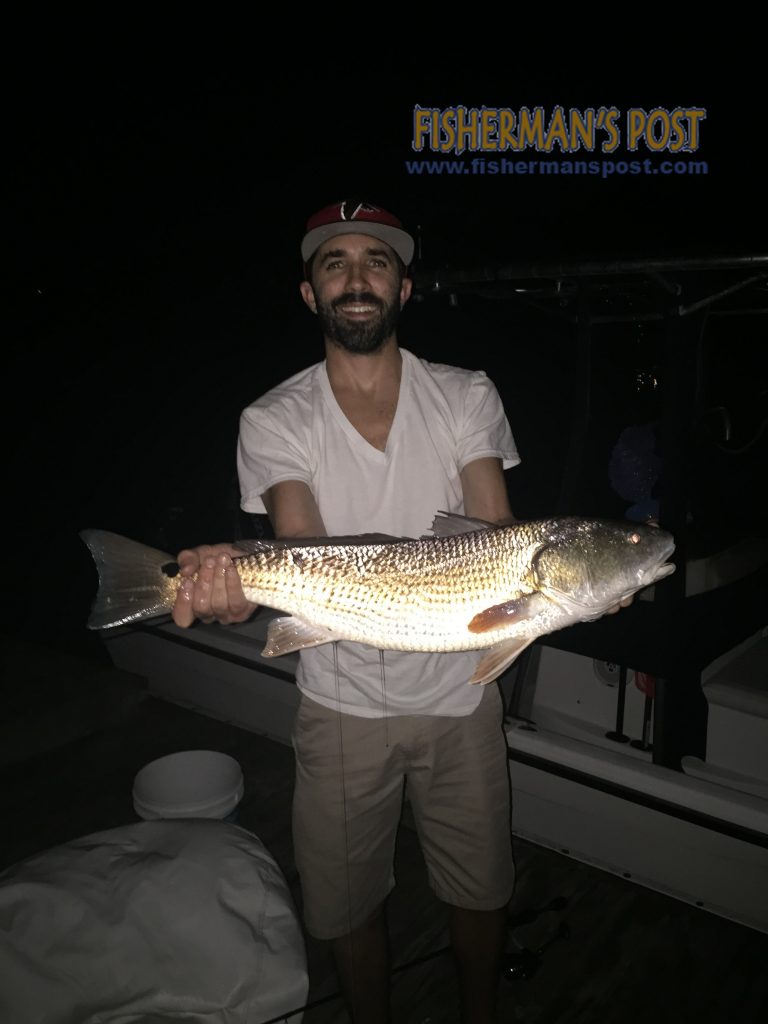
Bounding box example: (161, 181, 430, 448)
(504, 635, 768, 934)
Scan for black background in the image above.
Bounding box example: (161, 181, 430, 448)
(7, 53, 766, 657)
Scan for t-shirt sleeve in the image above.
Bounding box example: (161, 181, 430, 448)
(237, 403, 314, 514)
(456, 371, 520, 471)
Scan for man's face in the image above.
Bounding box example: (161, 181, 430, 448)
(300, 234, 412, 354)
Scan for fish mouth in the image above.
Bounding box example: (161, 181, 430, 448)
(652, 561, 676, 580)
(631, 560, 676, 594)
(542, 555, 677, 614)
(640, 537, 677, 585)
(636, 543, 676, 582)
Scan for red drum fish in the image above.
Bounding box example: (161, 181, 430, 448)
(80, 513, 675, 684)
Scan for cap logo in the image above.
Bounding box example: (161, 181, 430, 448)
(340, 201, 381, 221)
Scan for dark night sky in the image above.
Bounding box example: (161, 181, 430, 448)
(7, 57, 766, 655)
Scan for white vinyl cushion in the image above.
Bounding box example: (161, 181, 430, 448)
(0, 819, 307, 1023)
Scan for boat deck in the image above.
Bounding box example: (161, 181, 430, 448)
(2, 637, 767, 1023)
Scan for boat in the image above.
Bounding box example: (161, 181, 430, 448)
(102, 250, 768, 934)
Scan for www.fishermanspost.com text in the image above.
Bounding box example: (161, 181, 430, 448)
(404, 157, 709, 179)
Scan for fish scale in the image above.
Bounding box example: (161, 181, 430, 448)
(234, 533, 528, 649)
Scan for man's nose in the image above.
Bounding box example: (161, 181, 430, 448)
(344, 261, 371, 289)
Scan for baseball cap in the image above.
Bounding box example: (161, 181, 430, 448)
(301, 200, 415, 267)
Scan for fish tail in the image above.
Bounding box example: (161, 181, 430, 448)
(79, 529, 180, 630)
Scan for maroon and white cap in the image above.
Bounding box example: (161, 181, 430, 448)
(301, 200, 415, 266)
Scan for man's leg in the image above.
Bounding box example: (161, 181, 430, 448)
(450, 905, 508, 1024)
(332, 903, 391, 1023)
(292, 697, 405, 1020)
(406, 685, 515, 1023)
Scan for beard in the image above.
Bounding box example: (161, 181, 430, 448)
(314, 290, 402, 354)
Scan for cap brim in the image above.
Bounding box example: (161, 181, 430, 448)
(301, 223, 414, 267)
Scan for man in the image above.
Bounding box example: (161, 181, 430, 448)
(173, 199, 520, 1023)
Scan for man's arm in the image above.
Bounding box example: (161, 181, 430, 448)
(459, 457, 517, 525)
(262, 480, 327, 538)
(171, 481, 325, 628)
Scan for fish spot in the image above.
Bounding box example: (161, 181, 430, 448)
(161, 561, 180, 577)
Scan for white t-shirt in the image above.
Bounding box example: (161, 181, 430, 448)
(237, 348, 520, 717)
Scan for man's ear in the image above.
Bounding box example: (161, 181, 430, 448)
(399, 275, 413, 308)
(299, 280, 317, 314)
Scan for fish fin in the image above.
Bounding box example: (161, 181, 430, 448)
(467, 594, 539, 634)
(236, 533, 408, 555)
(427, 511, 498, 538)
(79, 529, 178, 630)
(307, 533, 409, 545)
(470, 638, 535, 684)
(262, 615, 341, 657)
(234, 538, 278, 555)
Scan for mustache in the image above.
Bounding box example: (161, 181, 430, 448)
(331, 292, 384, 310)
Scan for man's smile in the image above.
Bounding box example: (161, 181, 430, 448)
(333, 293, 383, 317)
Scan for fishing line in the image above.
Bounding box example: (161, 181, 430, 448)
(379, 648, 390, 748)
(333, 640, 357, 1007)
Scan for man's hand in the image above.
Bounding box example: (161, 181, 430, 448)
(171, 543, 257, 628)
(605, 595, 634, 615)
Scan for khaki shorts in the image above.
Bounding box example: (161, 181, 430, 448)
(291, 684, 515, 939)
